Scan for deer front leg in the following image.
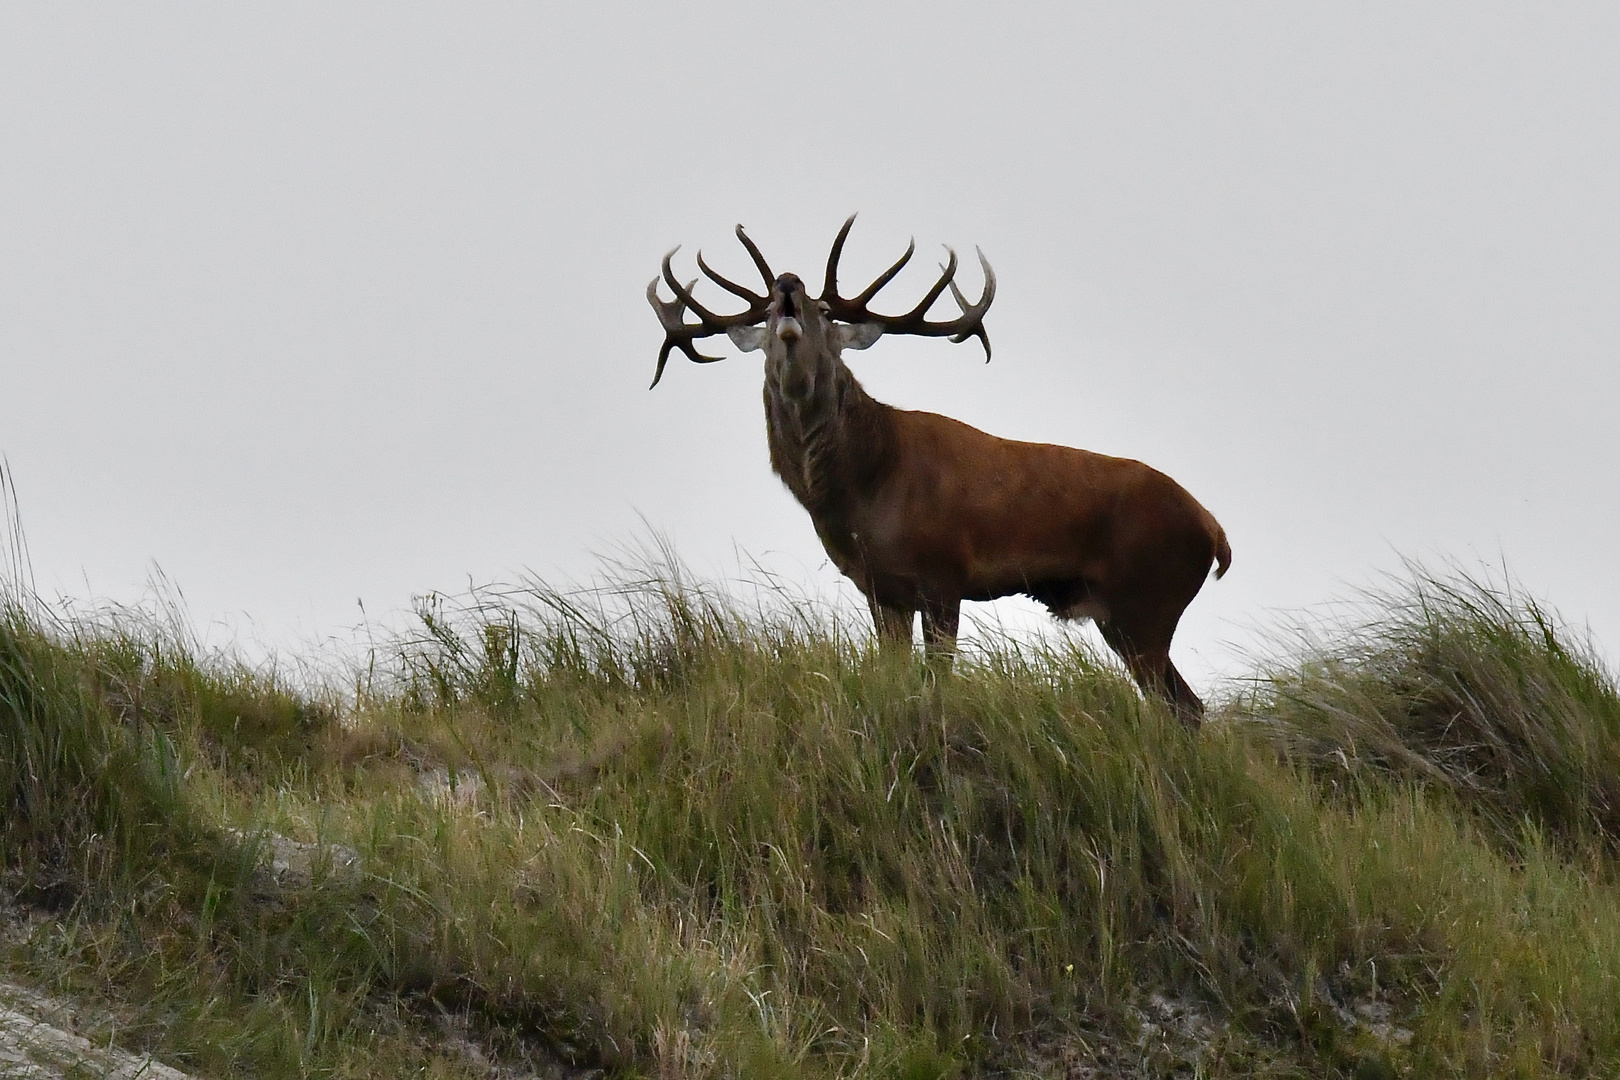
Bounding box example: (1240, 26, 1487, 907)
(921, 597, 962, 671)
(867, 596, 916, 651)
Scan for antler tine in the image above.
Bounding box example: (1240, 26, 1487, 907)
(649, 335, 727, 388)
(822, 214, 857, 301)
(889, 245, 959, 325)
(661, 247, 732, 327)
(943, 278, 993, 361)
(734, 224, 775, 292)
(821, 214, 916, 313)
(650, 337, 679, 390)
(972, 245, 996, 311)
(698, 249, 769, 305)
(942, 247, 996, 360)
(852, 238, 915, 307)
(645, 274, 696, 338)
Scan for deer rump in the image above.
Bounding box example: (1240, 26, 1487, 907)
(649, 215, 1231, 724)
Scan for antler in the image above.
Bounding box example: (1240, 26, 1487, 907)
(820, 214, 996, 360)
(647, 225, 775, 388)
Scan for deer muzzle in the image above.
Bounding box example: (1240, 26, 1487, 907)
(774, 274, 802, 343)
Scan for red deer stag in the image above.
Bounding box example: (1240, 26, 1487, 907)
(647, 217, 1231, 724)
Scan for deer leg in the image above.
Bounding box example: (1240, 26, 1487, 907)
(1098, 620, 1203, 728)
(867, 597, 916, 651)
(921, 597, 962, 672)
(1161, 659, 1205, 726)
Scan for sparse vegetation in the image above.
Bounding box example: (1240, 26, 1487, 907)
(4, 554, 1620, 1077)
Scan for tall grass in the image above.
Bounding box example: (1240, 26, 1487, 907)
(1243, 565, 1620, 852)
(3, 553, 1620, 1076)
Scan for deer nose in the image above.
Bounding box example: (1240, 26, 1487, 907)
(775, 275, 800, 319)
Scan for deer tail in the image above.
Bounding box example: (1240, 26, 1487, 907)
(1211, 522, 1232, 580)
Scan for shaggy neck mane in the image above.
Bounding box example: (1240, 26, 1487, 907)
(763, 358, 896, 525)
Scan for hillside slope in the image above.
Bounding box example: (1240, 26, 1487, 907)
(4, 565, 1619, 1077)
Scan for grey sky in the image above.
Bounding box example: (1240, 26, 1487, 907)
(2, 5, 1616, 682)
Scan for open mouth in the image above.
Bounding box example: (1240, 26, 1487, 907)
(775, 286, 801, 341)
(773, 274, 803, 342)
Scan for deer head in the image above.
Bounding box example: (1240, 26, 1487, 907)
(646, 215, 996, 389)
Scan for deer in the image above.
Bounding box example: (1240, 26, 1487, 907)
(647, 217, 1231, 724)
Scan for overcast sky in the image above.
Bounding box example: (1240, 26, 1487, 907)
(2, 5, 1616, 684)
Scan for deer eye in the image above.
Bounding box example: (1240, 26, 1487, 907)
(816, 300, 831, 315)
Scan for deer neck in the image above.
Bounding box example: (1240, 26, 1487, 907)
(762, 343, 895, 523)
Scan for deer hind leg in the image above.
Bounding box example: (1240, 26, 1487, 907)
(1159, 659, 1205, 727)
(1098, 619, 1204, 728)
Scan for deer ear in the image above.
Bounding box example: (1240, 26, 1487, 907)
(728, 325, 767, 352)
(836, 322, 885, 351)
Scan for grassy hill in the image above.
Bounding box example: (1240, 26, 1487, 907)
(4, 560, 1620, 1078)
